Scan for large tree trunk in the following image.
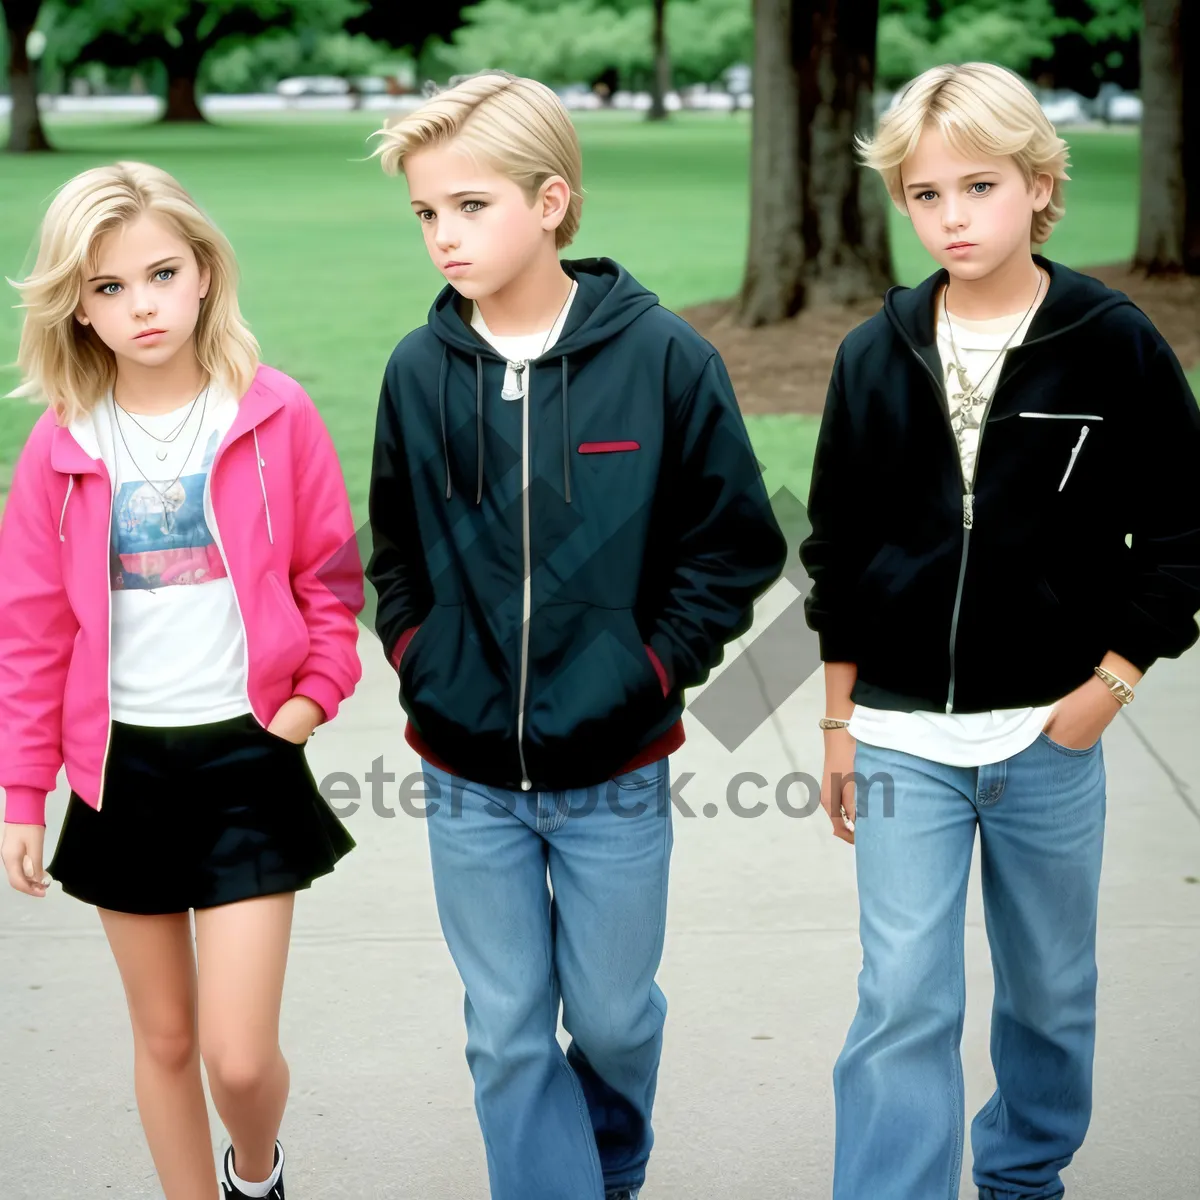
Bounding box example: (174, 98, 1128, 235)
(1181, 0, 1199, 272)
(1134, 0, 1193, 273)
(161, 43, 207, 122)
(4, 0, 52, 152)
(647, 0, 670, 121)
(737, 0, 892, 325)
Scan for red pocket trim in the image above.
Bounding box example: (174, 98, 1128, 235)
(391, 625, 420, 671)
(577, 441, 640, 454)
(644, 644, 670, 697)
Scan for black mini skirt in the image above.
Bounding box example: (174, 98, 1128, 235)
(48, 713, 354, 915)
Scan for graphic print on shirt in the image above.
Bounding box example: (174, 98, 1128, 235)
(110, 429, 227, 591)
(945, 358, 990, 482)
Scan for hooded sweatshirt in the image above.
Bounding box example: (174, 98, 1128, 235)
(368, 257, 788, 792)
(800, 256, 1200, 716)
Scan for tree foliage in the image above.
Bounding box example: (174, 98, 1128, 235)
(431, 0, 750, 89)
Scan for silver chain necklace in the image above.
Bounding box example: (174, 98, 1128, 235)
(114, 384, 205, 460)
(112, 385, 210, 536)
(499, 281, 578, 401)
(942, 271, 1044, 410)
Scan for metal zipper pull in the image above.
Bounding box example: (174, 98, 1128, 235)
(1057, 425, 1090, 492)
(963, 493, 975, 528)
(501, 361, 528, 402)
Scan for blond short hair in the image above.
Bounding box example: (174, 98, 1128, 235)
(858, 62, 1071, 245)
(8, 161, 259, 424)
(372, 71, 584, 249)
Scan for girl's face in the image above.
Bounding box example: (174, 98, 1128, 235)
(403, 142, 569, 301)
(75, 213, 210, 370)
(900, 128, 1053, 282)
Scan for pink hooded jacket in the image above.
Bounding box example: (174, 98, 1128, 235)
(0, 365, 364, 827)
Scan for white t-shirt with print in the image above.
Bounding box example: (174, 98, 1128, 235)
(91, 386, 251, 726)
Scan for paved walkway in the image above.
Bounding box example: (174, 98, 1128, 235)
(2, 584, 1198, 1198)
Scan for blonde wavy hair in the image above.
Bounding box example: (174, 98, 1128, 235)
(8, 161, 259, 424)
(858, 62, 1071, 246)
(371, 70, 584, 249)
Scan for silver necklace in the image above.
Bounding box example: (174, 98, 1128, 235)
(942, 271, 1044, 411)
(115, 383, 207, 461)
(499, 281, 577, 401)
(112, 386, 209, 536)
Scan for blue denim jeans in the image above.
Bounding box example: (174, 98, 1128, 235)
(833, 733, 1107, 1200)
(421, 757, 673, 1200)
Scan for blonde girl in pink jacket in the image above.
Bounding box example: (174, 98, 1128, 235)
(0, 162, 364, 1200)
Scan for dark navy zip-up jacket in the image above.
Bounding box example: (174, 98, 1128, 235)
(368, 257, 787, 790)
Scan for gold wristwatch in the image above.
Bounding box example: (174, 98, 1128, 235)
(1094, 665, 1135, 706)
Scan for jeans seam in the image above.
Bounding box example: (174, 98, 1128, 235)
(559, 1055, 606, 1196)
(949, 861, 966, 1199)
(655, 760, 671, 976)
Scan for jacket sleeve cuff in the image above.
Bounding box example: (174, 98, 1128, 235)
(292, 673, 344, 725)
(1105, 638, 1159, 675)
(817, 628, 858, 664)
(389, 625, 420, 672)
(4, 786, 48, 828)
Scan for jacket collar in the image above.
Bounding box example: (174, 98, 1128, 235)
(883, 254, 1134, 353)
(49, 365, 285, 477)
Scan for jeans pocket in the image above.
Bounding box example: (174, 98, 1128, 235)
(611, 759, 665, 790)
(1039, 730, 1099, 757)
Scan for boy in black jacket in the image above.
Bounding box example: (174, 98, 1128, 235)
(801, 63, 1200, 1200)
(368, 71, 786, 1200)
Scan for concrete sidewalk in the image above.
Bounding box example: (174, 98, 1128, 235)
(2, 588, 1198, 1199)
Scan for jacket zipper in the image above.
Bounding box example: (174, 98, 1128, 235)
(1057, 425, 1090, 492)
(97, 470, 116, 810)
(516, 371, 533, 790)
(908, 347, 999, 714)
(207, 435, 255, 722)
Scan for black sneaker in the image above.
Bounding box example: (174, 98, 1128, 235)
(221, 1140, 285, 1199)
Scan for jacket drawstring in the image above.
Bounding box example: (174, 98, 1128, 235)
(561, 356, 571, 504)
(441, 350, 570, 505)
(438, 346, 452, 501)
(253, 427, 274, 545)
(475, 354, 484, 505)
(58, 475, 74, 542)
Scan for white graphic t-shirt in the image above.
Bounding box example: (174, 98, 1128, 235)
(92, 387, 251, 726)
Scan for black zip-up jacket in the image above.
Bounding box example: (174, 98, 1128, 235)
(800, 256, 1200, 714)
(368, 258, 787, 789)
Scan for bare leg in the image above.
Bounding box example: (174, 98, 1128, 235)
(196, 893, 295, 1183)
(98, 908, 217, 1200)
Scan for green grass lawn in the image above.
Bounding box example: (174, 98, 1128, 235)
(0, 112, 1187, 516)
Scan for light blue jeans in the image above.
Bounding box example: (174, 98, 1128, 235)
(834, 733, 1107, 1200)
(421, 757, 672, 1200)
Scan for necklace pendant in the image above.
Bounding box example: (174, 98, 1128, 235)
(155, 448, 169, 462)
(501, 361, 527, 402)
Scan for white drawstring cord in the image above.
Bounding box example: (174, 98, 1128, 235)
(253, 428, 274, 544)
(58, 476, 74, 542)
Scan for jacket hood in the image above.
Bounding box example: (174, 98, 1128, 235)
(422, 257, 661, 506)
(883, 254, 1136, 353)
(427, 256, 659, 357)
